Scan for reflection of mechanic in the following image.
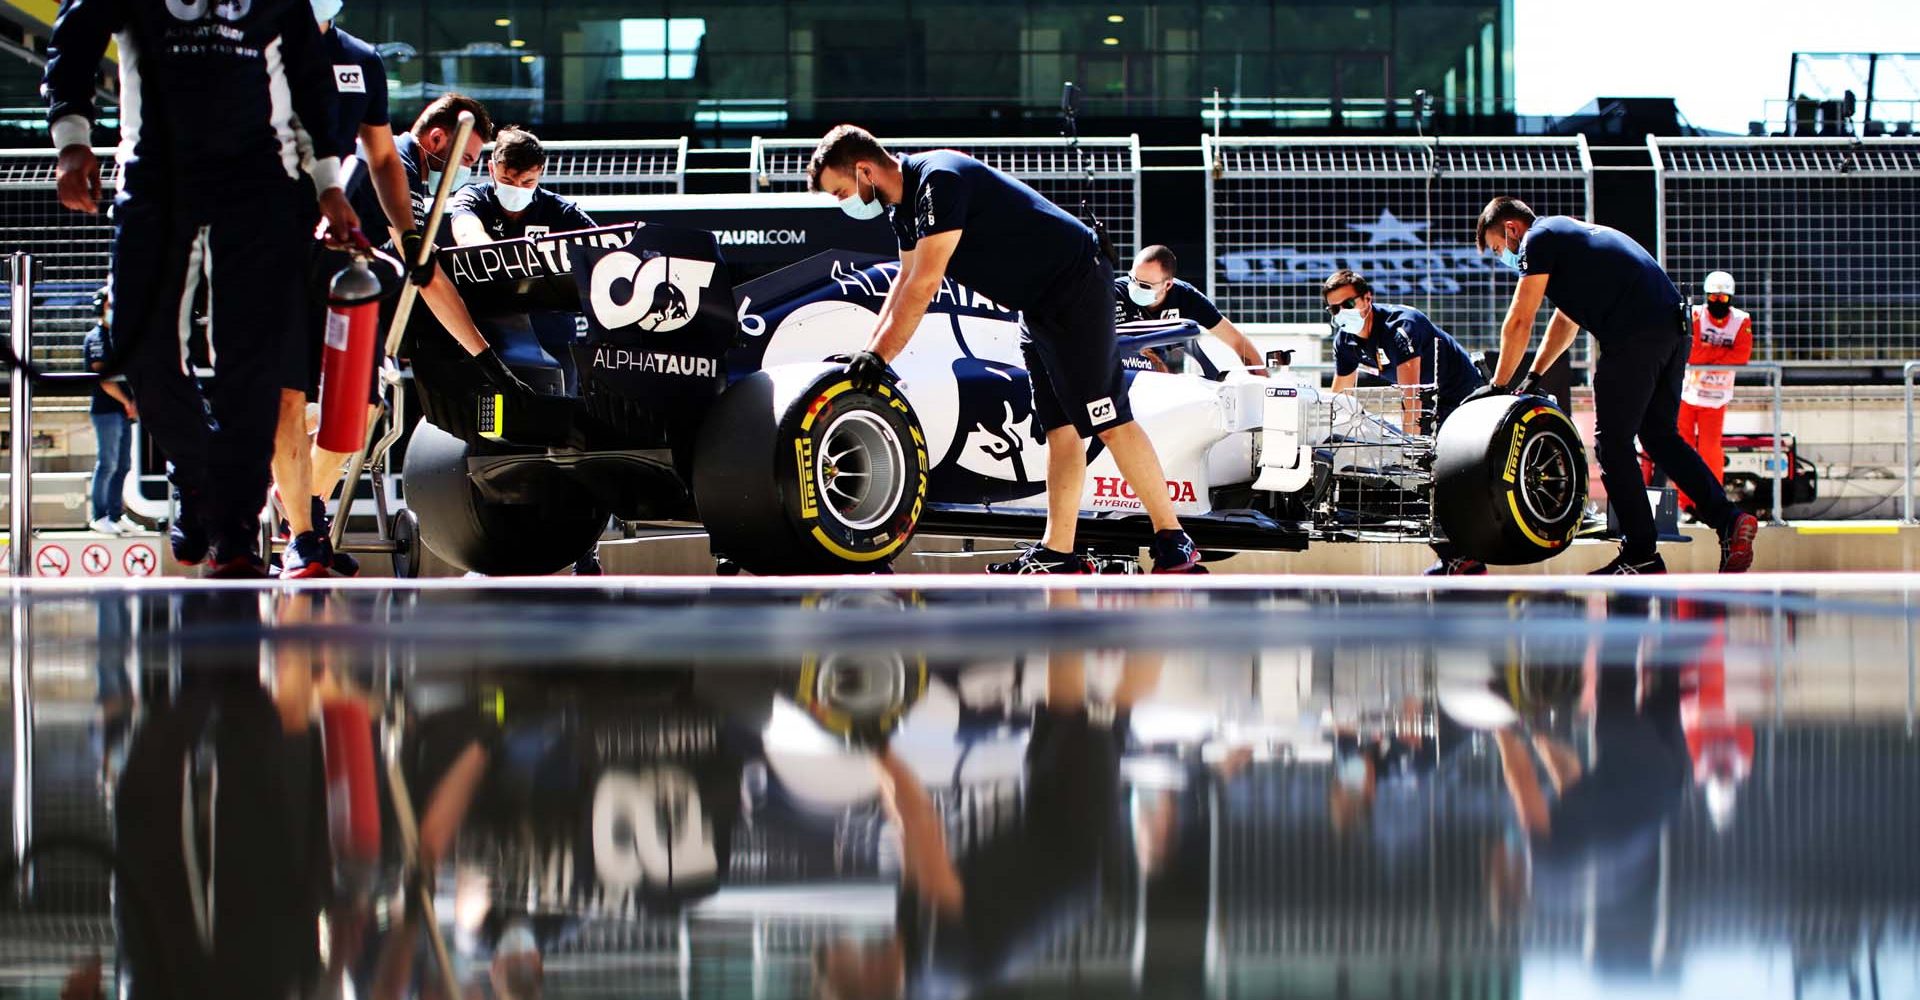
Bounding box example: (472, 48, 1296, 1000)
(817, 641, 1159, 1000)
(1676, 599, 1753, 833)
(449, 126, 597, 396)
(274, 0, 421, 578)
(1672, 271, 1753, 514)
(1488, 603, 1690, 963)
(807, 125, 1205, 574)
(1113, 245, 1267, 376)
(1323, 269, 1487, 575)
(46, 0, 359, 576)
(1475, 197, 1759, 576)
(347, 97, 543, 432)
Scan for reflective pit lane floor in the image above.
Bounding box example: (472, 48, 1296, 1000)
(2, 574, 1918, 999)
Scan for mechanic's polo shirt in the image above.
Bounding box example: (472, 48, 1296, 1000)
(347, 130, 430, 242)
(1331, 302, 1481, 409)
(320, 27, 389, 165)
(1113, 277, 1220, 370)
(888, 150, 1100, 313)
(448, 182, 597, 241)
(1517, 216, 1683, 345)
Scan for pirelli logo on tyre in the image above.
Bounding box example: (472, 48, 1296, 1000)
(795, 437, 819, 520)
(1502, 422, 1526, 483)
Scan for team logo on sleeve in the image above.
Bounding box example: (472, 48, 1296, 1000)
(916, 180, 938, 238)
(588, 251, 717, 334)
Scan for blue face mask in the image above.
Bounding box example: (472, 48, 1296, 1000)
(422, 138, 471, 194)
(838, 169, 884, 221)
(1497, 247, 1522, 272)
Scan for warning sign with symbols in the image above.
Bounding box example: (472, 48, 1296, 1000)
(81, 543, 112, 576)
(8, 534, 168, 578)
(35, 544, 69, 577)
(123, 543, 158, 577)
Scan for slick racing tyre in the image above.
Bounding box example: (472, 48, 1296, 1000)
(402, 420, 611, 576)
(1433, 395, 1587, 565)
(694, 363, 928, 575)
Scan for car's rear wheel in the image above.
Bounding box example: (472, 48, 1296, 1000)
(693, 364, 928, 575)
(1433, 396, 1588, 565)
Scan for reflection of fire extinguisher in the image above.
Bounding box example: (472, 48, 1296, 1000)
(315, 253, 382, 454)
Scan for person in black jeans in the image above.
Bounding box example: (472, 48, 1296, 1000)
(83, 287, 138, 535)
(1473, 197, 1759, 575)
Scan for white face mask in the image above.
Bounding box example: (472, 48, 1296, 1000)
(1127, 280, 1160, 308)
(838, 169, 884, 221)
(310, 0, 342, 24)
(495, 182, 536, 213)
(1331, 304, 1366, 336)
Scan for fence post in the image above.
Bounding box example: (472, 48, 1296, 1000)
(9, 251, 31, 578)
(7, 251, 32, 881)
(1768, 364, 1783, 526)
(1905, 361, 1919, 524)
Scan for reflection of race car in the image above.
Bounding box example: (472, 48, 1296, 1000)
(397, 224, 1586, 575)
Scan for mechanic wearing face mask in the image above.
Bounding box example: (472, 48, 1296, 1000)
(808, 124, 1207, 574)
(272, 0, 444, 578)
(1323, 269, 1485, 575)
(1474, 196, 1759, 576)
(449, 126, 596, 245)
(1114, 244, 1267, 376)
(1672, 271, 1753, 514)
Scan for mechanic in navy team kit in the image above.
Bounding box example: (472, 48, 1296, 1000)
(46, 0, 361, 576)
(449, 126, 598, 392)
(273, 0, 429, 578)
(808, 126, 1205, 574)
(1114, 244, 1267, 376)
(1322, 268, 1488, 575)
(1474, 197, 1759, 575)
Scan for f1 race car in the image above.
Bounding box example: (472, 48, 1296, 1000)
(393, 222, 1586, 575)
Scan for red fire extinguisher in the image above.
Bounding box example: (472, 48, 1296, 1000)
(315, 252, 383, 454)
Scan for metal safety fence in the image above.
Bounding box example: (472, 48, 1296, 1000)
(750, 135, 1143, 253)
(1651, 137, 1920, 366)
(1201, 136, 1593, 356)
(0, 151, 117, 371)
(485, 137, 687, 198)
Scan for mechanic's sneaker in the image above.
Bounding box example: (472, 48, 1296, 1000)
(1423, 557, 1487, 576)
(88, 516, 122, 536)
(1589, 551, 1667, 575)
(1149, 530, 1208, 574)
(281, 532, 333, 580)
(1718, 511, 1759, 574)
(986, 545, 1094, 575)
(169, 519, 211, 567)
(574, 551, 604, 576)
(206, 553, 270, 579)
(111, 516, 142, 534)
(330, 548, 361, 578)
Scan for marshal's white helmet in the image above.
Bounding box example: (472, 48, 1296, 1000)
(1703, 271, 1736, 296)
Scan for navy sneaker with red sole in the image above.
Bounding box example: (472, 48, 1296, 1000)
(1149, 530, 1208, 574)
(1718, 511, 1759, 573)
(986, 545, 1095, 575)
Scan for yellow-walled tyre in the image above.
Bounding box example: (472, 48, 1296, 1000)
(1434, 396, 1588, 565)
(693, 363, 928, 575)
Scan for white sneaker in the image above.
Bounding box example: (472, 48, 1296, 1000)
(112, 517, 142, 534)
(88, 517, 122, 536)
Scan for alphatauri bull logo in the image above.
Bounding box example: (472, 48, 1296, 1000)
(588, 252, 716, 334)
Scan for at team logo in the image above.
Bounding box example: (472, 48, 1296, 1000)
(167, 0, 251, 20)
(1086, 397, 1116, 424)
(334, 65, 366, 94)
(588, 252, 716, 334)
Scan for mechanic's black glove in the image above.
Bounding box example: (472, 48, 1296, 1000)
(841, 350, 891, 392)
(399, 230, 436, 287)
(1513, 371, 1545, 398)
(1462, 381, 1511, 405)
(473, 348, 538, 397)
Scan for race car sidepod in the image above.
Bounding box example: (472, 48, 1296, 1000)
(1433, 395, 1588, 565)
(694, 363, 930, 575)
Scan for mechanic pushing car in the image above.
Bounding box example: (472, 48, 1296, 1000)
(272, 0, 425, 579)
(343, 97, 547, 433)
(1114, 244, 1267, 376)
(448, 126, 598, 392)
(46, 0, 361, 576)
(807, 125, 1207, 574)
(1322, 268, 1487, 575)
(1474, 197, 1759, 575)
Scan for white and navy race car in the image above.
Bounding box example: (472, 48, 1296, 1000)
(395, 223, 1586, 575)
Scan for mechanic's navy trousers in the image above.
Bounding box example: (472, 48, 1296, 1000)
(1591, 322, 1735, 558)
(110, 185, 304, 551)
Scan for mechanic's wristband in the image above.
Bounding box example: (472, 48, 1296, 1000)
(309, 155, 343, 195)
(50, 114, 91, 153)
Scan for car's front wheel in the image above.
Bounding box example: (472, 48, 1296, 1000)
(1433, 395, 1588, 565)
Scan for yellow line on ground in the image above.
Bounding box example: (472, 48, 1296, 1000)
(1794, 524, 1902, 535)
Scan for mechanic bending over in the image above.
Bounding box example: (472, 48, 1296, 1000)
(1474, 197, 1758, 576)
(273, 0, 423, 578)
(344, 96, 545, 431)
(1114, 245, 1267, 376)
(808, 125, 1207, 574)
(1322, 269, 1486, 575)
(448, 126, 597, 392)
(47, 0, 360, 577)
